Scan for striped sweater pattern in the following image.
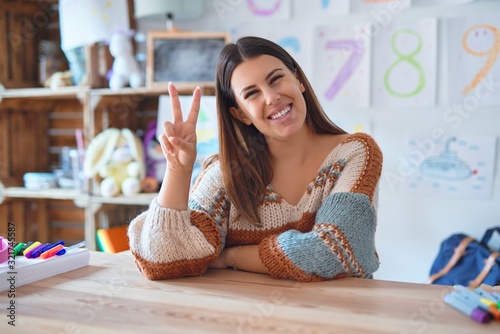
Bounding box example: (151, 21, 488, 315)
(128, 132, 383, 282)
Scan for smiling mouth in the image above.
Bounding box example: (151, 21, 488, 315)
(269, 104, 291, 120)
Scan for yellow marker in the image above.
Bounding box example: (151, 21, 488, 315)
(23, 241, 41, 256)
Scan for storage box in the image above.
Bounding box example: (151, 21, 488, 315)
(0, 0, 60, 88)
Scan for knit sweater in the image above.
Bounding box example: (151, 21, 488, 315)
(128, 132, 383, 282)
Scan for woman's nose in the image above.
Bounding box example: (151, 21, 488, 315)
(263, 87, 281, 105)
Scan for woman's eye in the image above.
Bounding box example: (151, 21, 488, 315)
(244, 90, 258, 99)
(270, 74, 284, 84)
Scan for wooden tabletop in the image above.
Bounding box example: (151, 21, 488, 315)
(1, 251, 498, 334)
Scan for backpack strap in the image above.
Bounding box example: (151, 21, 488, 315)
(428, 236, 474, 284)
(468, 252, 500, 288)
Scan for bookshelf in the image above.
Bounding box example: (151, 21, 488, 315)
(0, 84, 214, 250)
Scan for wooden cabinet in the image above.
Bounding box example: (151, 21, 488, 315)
(0, 84, 214, 250)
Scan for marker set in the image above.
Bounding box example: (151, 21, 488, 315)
(10, 240, 86, 260)
(444, 285, 500, 324)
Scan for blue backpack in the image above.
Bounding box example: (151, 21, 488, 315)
(428, 226, 500, 288)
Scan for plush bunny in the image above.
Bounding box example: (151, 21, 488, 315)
(84, 128, 145, 197)
(144, 121, 167, 183)
(108, 32, 142, 90)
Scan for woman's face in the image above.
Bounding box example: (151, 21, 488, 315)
(229, 55, 307, 142)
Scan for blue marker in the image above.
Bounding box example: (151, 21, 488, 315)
(475, 287, 499, 303)
(444, 291, 491, 323)
(454, 285, 500, 320)
(30, 243, 54, 258)
(57, 241, 86, 256)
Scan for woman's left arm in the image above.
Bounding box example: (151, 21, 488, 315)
(257, 133, 383, 282)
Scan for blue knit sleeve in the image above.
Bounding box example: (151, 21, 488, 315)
(260, 192, 379, 281)
(258, 133, 382, 282)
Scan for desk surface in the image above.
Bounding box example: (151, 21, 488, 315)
(1, 251, 498, 334)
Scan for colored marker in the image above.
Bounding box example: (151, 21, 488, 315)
(30, 243, 55, 258)
(40, 241, 64, 255)
(41, 244, 65, 259)
(18, 241, 33, 255)
(12, 242, 25, 257)
(25, 243, 46, 258)
(444, 291, 491, 323)
(454, 285, 500, 320)
(64, 241, 86, 253)
(492, 292, 500, 309)
(489, 291, 499, 302)
(23, 241, 41, 255)
(475, 287, 499, 303)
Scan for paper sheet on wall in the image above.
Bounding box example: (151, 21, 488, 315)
(350, 0, 411, 13)
(232, 23, 313, 78)
(372, 18, 437, 108)
(403, 135, 497, 199)
(157, 95, 218, 183)
(412, 0, 474, 6)
(59, 0, 130, 51)
(447, 14, 500, 106)
(217, 0, 291, 23)
(334, 117, 373, 135)
(313, 24, 371, 110)
(292, 0, 349, 17)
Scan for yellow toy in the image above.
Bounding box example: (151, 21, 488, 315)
(84, 128, 145, 197)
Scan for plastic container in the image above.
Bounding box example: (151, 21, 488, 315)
(23, 172, 57, 190)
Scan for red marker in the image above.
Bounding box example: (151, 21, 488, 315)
(40, 244, 65, 259)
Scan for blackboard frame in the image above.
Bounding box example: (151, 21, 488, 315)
(146, 31, 230, 87)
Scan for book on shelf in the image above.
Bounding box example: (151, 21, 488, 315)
(0, 247, 90, 292)
(96, 225, 129, 253)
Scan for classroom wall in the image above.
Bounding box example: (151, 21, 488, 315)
(137, 0, 500, 283)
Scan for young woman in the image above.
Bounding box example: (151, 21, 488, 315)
(128, 36, 383, 282)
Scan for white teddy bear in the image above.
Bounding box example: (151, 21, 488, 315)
(84, 128, 145, 197)
(109, 32, 142, 90)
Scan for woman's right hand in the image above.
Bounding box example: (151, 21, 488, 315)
(159, 82, 201, 172)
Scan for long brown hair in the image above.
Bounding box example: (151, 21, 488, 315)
(215, 36, 346, 226)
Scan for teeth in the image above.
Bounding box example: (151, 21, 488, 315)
(270, 105, 290, 120)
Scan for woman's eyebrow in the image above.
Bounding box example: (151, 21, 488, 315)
(239, 68, 284, 96)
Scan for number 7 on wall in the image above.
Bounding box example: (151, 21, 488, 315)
(324, 40, 365, 101)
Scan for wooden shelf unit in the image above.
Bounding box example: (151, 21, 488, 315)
(0, 84, 214, 250)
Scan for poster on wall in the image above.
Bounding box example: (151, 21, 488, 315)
(447, 14, 500, 106)
(213, 0, 291, 23)
(403, 135, 497, 199)
(334, 117, 373, 135)
(350, 0, 411, 13)
(372, 18, 438, 108)
(232, 24, 313, 78)
(59, 0, 129, 51)
(293, 0, 349, 18)
(413, 0, 474, 6)
(313, 24, 371, 109)
(157, 95, 218, 184)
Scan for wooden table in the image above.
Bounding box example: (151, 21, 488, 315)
(1, 251, 498, 334)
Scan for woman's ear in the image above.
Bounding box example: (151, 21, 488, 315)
(299, 81, 305, 93)
(229, 106, 252, 125)
(294, 71, 305, 93)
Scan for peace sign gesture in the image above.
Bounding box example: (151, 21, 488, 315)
(159, 82, 201, 172)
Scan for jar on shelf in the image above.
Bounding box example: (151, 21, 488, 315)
(38, 40, 68, 87)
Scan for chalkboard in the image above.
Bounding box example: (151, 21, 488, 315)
(147, 31, 230, 87)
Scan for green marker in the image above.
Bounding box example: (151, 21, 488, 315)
(12, 242, 25, 257)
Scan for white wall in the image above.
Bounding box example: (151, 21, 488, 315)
(137, 0, 500, 283)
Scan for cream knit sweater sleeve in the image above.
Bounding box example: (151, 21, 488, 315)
(128, 161, 229, 280)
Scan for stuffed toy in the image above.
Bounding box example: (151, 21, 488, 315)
(44, 70, 73, 89)
(84, 128, 145, 197)
(143, 120, 166, 189)
(108, 32, 142, 90)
